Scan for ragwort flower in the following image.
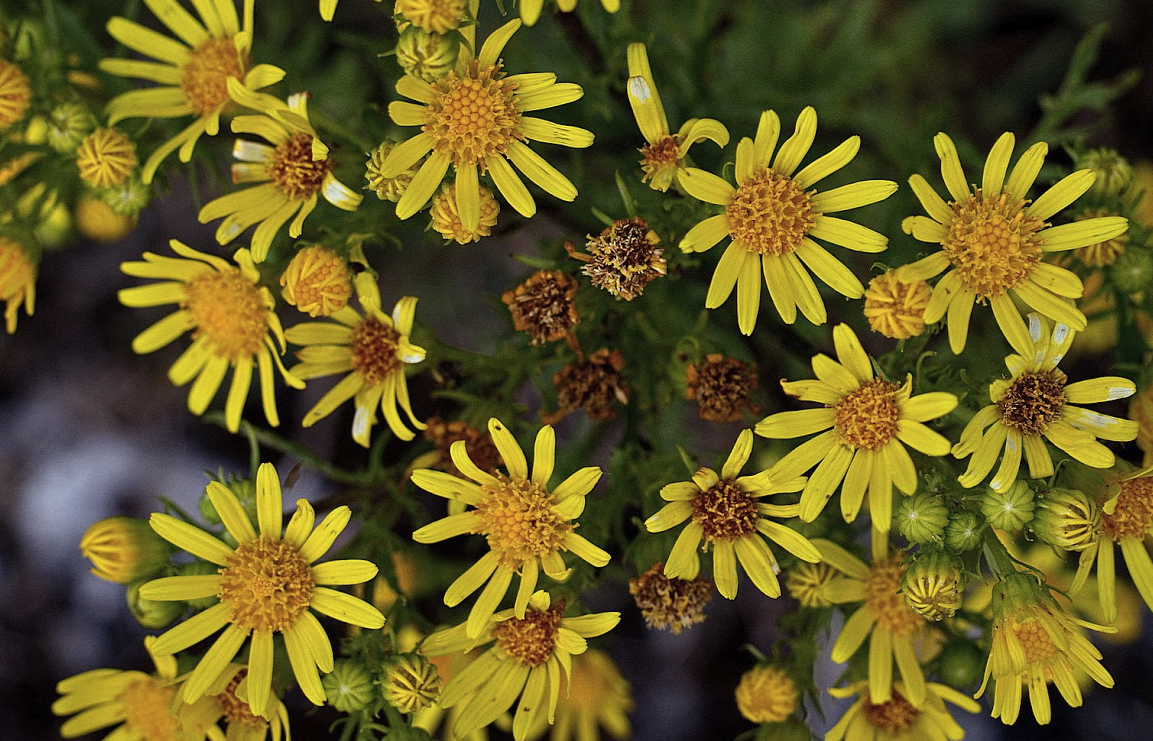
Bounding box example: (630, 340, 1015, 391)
(625, 42, 728, 192)
(896, 132, 1129, 356)
(756, 324, 957, 529)
(644, 429, 821, 600)
(100, 0, 286, 182)
(177, 663, 291, 741)
(411, 418, 611, 638)
(199, 86, 362, 262)
(381, 20, 593, 233)
(420, 590, 620, 741)
(118, 240, 303, 433)
(679, 107, 897, 334)
(522, 649, 633, 741)
(952, 313, 1137, 492)
(140, 462, 386, 716)
(285, 274, 427, 445)
(826, 680, 980, 741)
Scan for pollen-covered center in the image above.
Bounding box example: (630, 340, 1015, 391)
(183, 270, 269, 361)
(425, 60, 522, 168)
(862, 690, 918, 733)
(119, 677, 180, 741)
(943, 188, 1046, 298)
(865, 557, 923, 637)
(640, 135, 681, 182)
(473, 475, 572, 567)
(180, 36, 247, 117)
(691, 479, 759, 541)
(834, 379, 900, 450)
(350, 317, 401, 385)
(219, 535, 315, 633)
(1012, 618, 1060, 666)
(996, 371, 1066, 434)
(491, 603, 564, 667)
(1102, 476, 1153, 540)
(726, 169, 816, 256)
(215, 668, 265, 730)
(266, 132, 332, 200)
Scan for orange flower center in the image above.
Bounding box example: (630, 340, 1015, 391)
(864, 557, 923, 637)
(491, 603, 564, 667)
(996, 371, 1066, 435)
(639, 135, 681, 189)
(119, 677, 180, 741)
(726, 169, 816, 256)
(1102, 476, 1153, 541)
(216, 669, 266, 730)
(861, 689, 919, 733)
(943, 188, 1046, 298)
(473, 475, 572, 567)
(1012, 618, 1060, 666)
(182, 270, 269, 361)
(425, 60, 522, 169)
(349, 316, 402, 385)
(219, 535, 315, 633)
(834, 379, 900, 450)
(266, 132, 332, 200)
(180, 36, 247, 117)
(690, 478, 759, 541)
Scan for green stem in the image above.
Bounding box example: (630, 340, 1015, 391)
(981, 532, 1018, 580)
(312, 110, 375, 154)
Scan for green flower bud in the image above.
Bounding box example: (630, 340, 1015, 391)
(1031, 487, 1100, 551)
(1110, 245, 1153, 294)
(382, 725, 434, 741)
(989, 571, 1048, 622)
(943, 509, 983, 552)
(322, 659, 376, 713)
(936, 639, 985, 689)
(381, 653, 442, 714)
(126, 579, 184, 629)
(45, 101, 97, 154)
(901, 549, 965, 621)
(1075, 147, 1133, 199)
(79, 516, 171, 584)
(981, 481, 1035, 531)
(895, 491, 949, 544)
(98, 174, 152, 217)
(395, 27, 460, 83)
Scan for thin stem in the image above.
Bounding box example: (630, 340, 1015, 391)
(982, 531, 1018, 580)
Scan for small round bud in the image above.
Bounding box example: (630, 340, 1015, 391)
(365, 141, 418, 202)
(75, 194, 136, 242)
(863, 269, 933, 340)
(76, 127, 138, 189)
(381, 653, 442, 714)
(895, 491, 949, 544)
(395, 26, 460, 82)
(901, 549, 965, 621)
(126, 579, 185, 629)
(0, 60, 32, 129)
(1110, 245, 1153, 294)
(1075, 148, 1133, 199)
(200, 475, 257, 528)
(1031, 487, 1100, 551)
(429, 183, 499, 244)
(45, 101, 97, 153)
(734, 665, 798, 724)
(80, 516, 171, 584)
(322, 659, 376, 713)
(981, 481, 1035, 531)
(98, 174, 152, 217)
(280, 245, 353, 317)
(936, 639, 985, 689)
(785, 560, 838, 608)
(943, 509, 983, 552)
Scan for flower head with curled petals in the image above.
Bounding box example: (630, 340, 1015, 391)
(625, 42, 728, 193)
(896, 132, 1129, 357)
(756, 324, 957, 530)
(382, 20, 593, 236)
(679, 108, 897, 334)
(952, 313, 1137, 493)
(411, 418, 611, 638)
(99, 0, 286, 183)
(644, 429, 820, 600)
(138, 462, 385, 718)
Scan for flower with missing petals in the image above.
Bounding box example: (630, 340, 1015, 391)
(685, 353, 760, 422)
(566, 217, 666, 300)
(503, 270, 580, 345)
(628, 562, 714, 634)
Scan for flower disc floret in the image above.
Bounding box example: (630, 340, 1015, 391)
(861, 690, 918, 733)
(427, 61, 522, 167)
(181, 36, 247, 116)
(1102, 477, 1153, 540)
(349, 317, 402, 384)
(219, 535, 315, 633)
(183, 269, 270, 361)
(491, 602, 564, 667)
(474, 476, 572, 567)
(691, 479, 758, 540)
(943, 189, 1046, 297)
(727, 170, 816, 256)
(268, 132, 333, 199)
(865, 557, 923, 637)
(835, 379, 901, 450)
(996, 372, 1066, 434)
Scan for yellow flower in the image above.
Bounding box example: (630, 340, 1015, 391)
(734, 665, 797, 724)
(139, 462, 386, 716)
(644, 429, 820, 599)
(199, 87, 363, 262)
(521, 0, 619, 26)
(625, 43, 728, 192)
(79, 516, 171, 584)
(52, 636, 217, 740)
(177, 663, 291, 741)
(975, 573, 1114, 725)
(679, 108, 897, 334)
(826, 680, 980, 741)
(381, 20, 593, 233)
(896, 132, 1129, 357)
(100, 0, 286, 183)
(756, 324, 958, 529)
(411, 417, 611, 638)
(118, 240, 304, 433)
(420, 590, 621, 741)
(366, 140, 420, 202)
(285, 273, 427, 445)
(279, 244, 354, 317)
(521, 649, 633, 741)
(395, 0, 469, 32)
(0, 236, 36, 334)
(863, 269, 933, 340)
(817, 534, 934, 708)
(74, 194, 137, 242)
(0, 60, 31, 128)
(76, 127, 138, 188)
(952, 313, 1137, 492)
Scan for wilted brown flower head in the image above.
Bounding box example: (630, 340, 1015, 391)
(566, 217, 666, 300)
(629, 562, 714, 634)
(685, 353, 760, 422)
(422, 416, 504, 477)
(502, 269, 580, 345)
(544, 348, 629, 424)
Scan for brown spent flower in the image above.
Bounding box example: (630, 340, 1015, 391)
(502, 269, 580, 345)
(685, 353, 760, 422)
(543, 348, 629, 425)
(566, 217, 666, 300)
(628, 562, 714, 634)
(422, 416, 504, 478)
